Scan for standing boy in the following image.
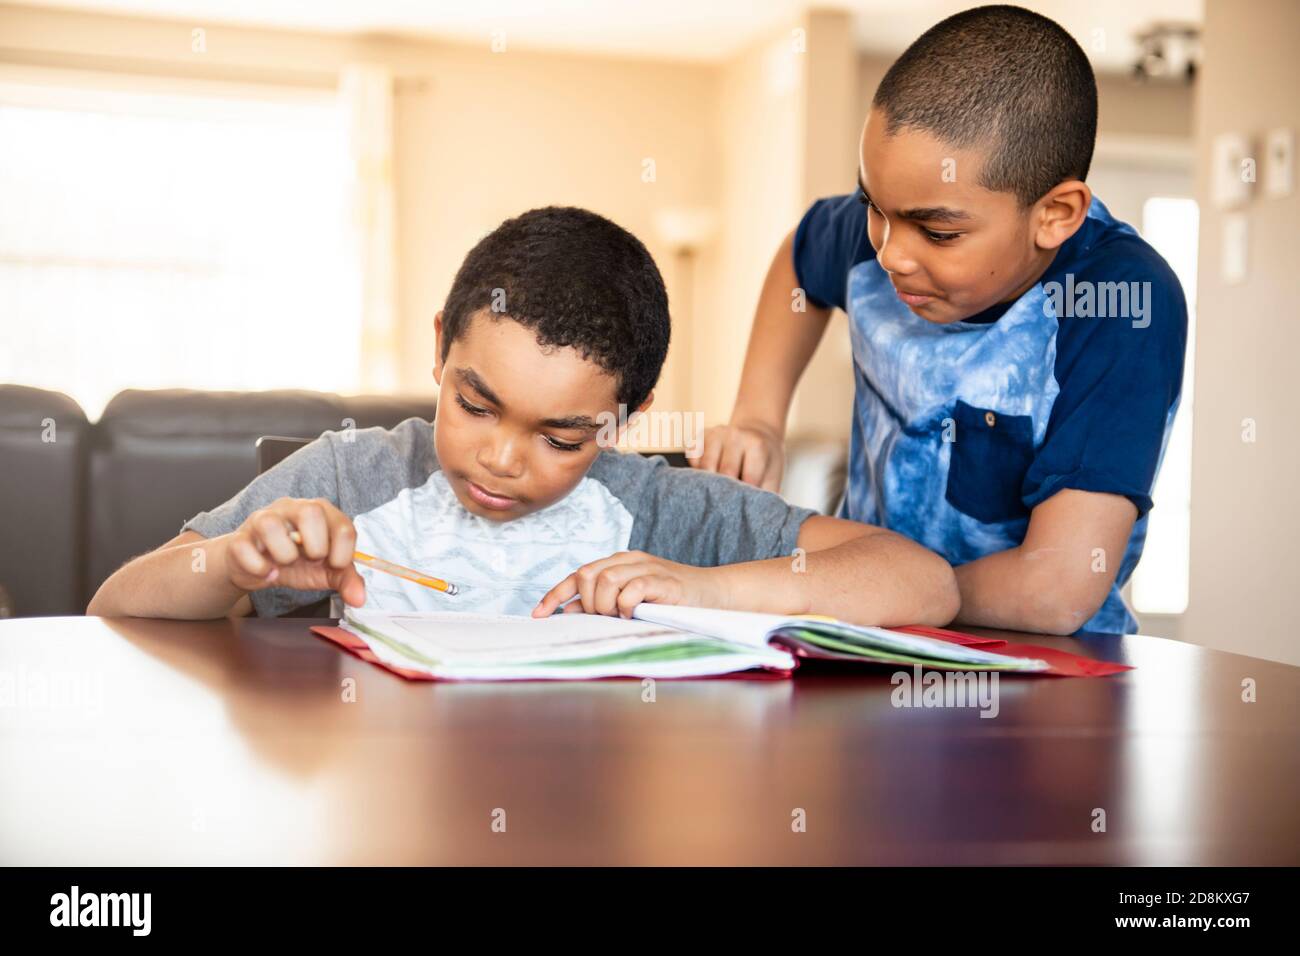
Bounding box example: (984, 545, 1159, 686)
(693, 6, 1187, 635)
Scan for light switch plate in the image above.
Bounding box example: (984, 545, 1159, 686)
(1211, 132, 1252, 209)
(1265, 127, 1294, 198)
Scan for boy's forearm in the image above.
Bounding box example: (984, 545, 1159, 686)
(952, 490, 1136, 635)
(707, 531, 960, 627)
(730, 230, 832, 432)
(952, 547, 1096, 636)
(87, 535, 249, 619)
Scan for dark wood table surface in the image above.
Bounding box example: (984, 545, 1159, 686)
(0, 615, 1296, 865)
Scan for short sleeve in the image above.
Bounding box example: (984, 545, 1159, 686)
(181, 435, 341, 616)
(792, 193, 875, 311)
(600, 454, 815, 566)
(1021, 248, 1188, 518)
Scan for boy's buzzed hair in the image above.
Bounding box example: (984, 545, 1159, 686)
(872, 4, 1097, 207)
(441, 206, 670, 409)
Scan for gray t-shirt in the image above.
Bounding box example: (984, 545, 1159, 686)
(182, 417, 815, 617)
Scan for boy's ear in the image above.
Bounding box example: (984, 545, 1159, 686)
(432, 310, 445, 386)
(1033, 180, 1091, 251)
(614, 391, 656, 441)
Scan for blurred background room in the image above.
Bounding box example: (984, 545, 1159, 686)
(0, 1, 1296, 664)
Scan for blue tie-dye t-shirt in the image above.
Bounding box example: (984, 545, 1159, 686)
(793, 193, 1187, 634)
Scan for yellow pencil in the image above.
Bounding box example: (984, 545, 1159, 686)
(287, 529, 459, 596)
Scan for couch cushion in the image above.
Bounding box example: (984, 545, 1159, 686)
(0, 385, 89, 616)
(87, 389, 436, 608)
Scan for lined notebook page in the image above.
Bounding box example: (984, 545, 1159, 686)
(346, 609, 685, 662)
(339, 608, 795, 679)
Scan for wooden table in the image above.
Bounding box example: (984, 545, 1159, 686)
(0, 615, 1296, 865)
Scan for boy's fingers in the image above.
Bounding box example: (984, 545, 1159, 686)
(535, 552, 646, 616)
(228, 535, 271, 578)
(591, 568, 631, 616)
(738, 445, 768, 487)
(716, 434, 747, 480)
(611, 574, 670, 621)
(533, 575, 579, 617)
(692, 427, 725, 473)
(615, 578, 649, 618)
(573, 564, 612, 613)
(575, 567, 599, 614)
(253, 513, 300, 564)
(325, 514, 357, 569)
(759, 455, 784, 492)
(592, 563, 658, 616)
(331, 563, 367, 607)
(290, 502, 330, 560)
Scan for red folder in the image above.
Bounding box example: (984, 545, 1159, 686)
(894, 625, 1128, 678)
(309, 619, 1130, 681)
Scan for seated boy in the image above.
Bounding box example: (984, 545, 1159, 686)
(87, 207, 959, 625)
(692, 6, 1188, 635)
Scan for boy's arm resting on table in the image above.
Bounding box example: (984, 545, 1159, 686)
(87, 494, 365, 620)
(530, 465, 967, 629)
(87, 434, 366, 620)
(951, 488, 1137, 636)
(86, 530, 255, 619)
(545, 445, 959, 626)
(708, 514, 961, 627)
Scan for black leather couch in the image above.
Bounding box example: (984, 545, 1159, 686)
(0, 385, 438, 617)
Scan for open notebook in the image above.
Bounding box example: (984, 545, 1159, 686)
(313, 604, 1131, 680)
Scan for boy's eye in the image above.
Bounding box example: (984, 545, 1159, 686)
(455, 393, 490, 417)
(922, 228, 961, 243)
(860, 189, 959, 243)
(544, 435, 585, 453)
(456, 391, 582, 451)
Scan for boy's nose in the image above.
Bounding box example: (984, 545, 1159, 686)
(876, 228, 918, 277)
(478, 437, 524, 478)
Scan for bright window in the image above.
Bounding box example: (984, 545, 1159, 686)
(1131, 196, 1199, 615)
(0, 71, 360, 420)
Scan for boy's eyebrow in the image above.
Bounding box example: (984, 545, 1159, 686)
(857, 174, 972, 224)
(453, 366, 599, 432)
(456, 367, 503, 406)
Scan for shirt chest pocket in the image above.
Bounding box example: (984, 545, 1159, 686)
(944, 400, 1035, 524)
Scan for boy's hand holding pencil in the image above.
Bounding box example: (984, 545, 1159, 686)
(222, 497, 459, 609)
(222, 498, 369, 608)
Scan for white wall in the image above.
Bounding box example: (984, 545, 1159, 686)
(1183, 0, 1300, 665)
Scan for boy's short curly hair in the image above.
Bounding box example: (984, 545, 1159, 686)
(440, 206, 670, 410)
(872, 4, 1097, 207)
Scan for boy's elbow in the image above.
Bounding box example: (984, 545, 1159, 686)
(1019, 582, 1104, 636)
(881, 546, 959, 627)
(1022, 612, 1084, 637)
(86, 582, 109, 616)
(922, 556, 962, 626)
(86, 582, 120, 618)
(1037, 606, 1096, 637)
(875, 535, 959, 627)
